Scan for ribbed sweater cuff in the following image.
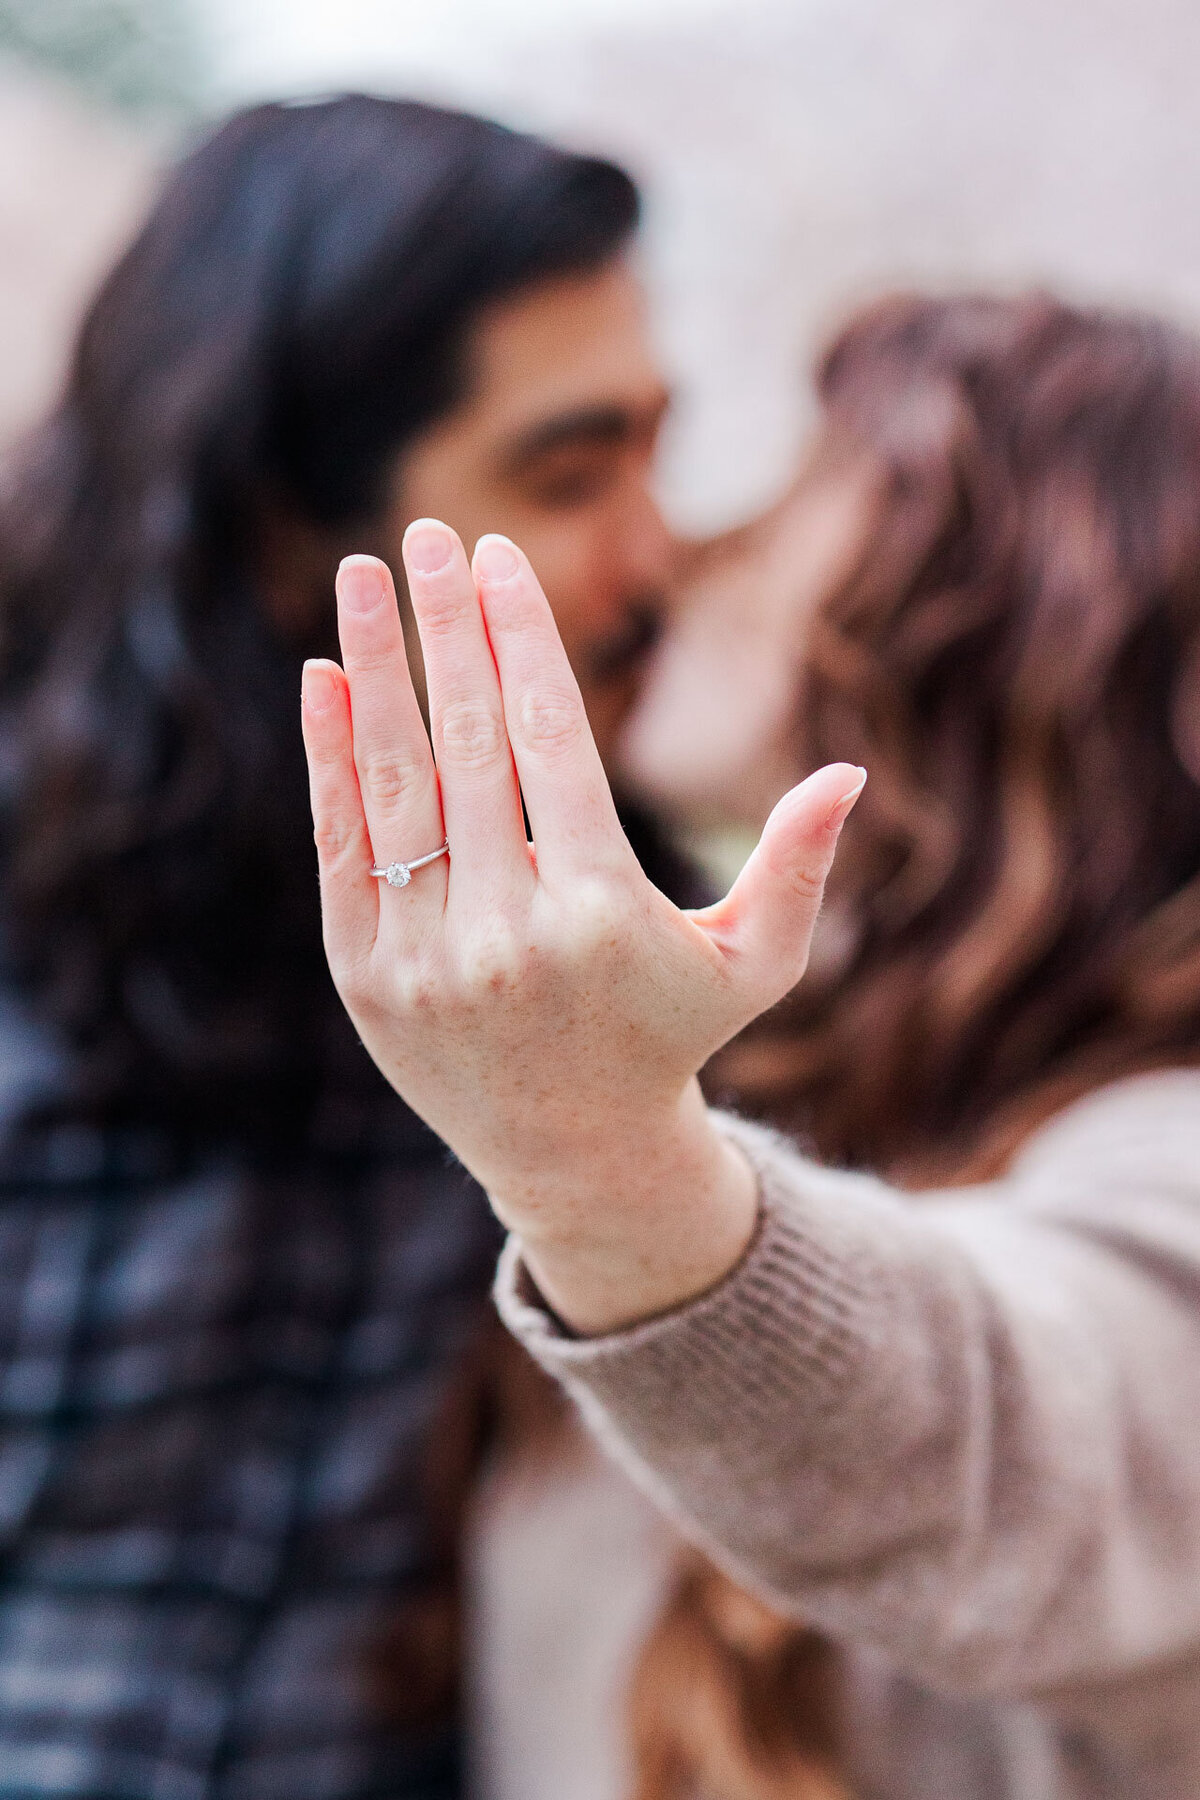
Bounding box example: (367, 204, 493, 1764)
(493, 1111, 894, 1443)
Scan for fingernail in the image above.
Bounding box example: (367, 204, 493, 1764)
(303, 661, 338, 713)
(826, 766, 867, 834)
(404, 521, 453, 575)
(474, 535, 519, 582)
(338, 556, 385, 613)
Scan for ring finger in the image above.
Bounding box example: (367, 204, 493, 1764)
(334, 554, 446, 907)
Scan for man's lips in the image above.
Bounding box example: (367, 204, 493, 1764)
(587, 604, 664, 684)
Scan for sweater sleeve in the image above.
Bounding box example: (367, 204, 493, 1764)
(493, 1071, 1200, 1706)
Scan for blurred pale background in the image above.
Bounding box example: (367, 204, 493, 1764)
(5, 0, 1200, 531)
(3, 9, 1200, 1797)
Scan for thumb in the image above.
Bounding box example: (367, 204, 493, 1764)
(698, 763, 866, 1011)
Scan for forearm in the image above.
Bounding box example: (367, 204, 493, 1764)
(497, 1099, 1200, 1698)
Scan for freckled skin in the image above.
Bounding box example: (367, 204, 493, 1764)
(301, 529, 864, 1337)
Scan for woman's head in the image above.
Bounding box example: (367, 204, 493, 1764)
(627, 294, 1200, 1800)
(632, 292, 1200, 1171)
(0, 94, 647, 1133)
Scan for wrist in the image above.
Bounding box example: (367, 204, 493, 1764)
(506, 1086, 759, 1337)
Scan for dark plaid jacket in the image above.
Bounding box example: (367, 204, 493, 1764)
(0, 979, 502, 1800)
(0, 808, 697, 1800)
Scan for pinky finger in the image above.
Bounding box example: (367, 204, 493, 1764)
(301, 658, 379, 972)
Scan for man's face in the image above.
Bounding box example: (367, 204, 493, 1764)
(383, 258, 676, 766)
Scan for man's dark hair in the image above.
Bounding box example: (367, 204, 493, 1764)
(0, 95, 639, 1138)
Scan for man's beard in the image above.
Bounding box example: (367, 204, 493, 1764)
(586, 599, 663, 686)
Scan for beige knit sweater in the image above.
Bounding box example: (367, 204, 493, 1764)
(495, 1070, 1200, 1800)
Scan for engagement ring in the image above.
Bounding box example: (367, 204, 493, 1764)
(370, 840, 449, 889)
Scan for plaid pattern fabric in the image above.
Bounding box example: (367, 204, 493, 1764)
(0, 993, 501, 1800)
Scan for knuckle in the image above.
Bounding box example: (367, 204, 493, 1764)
(438, 700, 508, 770)
(517, 688, 584, 756)
(306, 729, 344, 770)
(412, 581, 464, 631)
(393, 960, 440, 1015)
(562, 875, 627, 951)
(781, 856, 828, 905)
(346, 639, 401, 683)
(360, 748, 427, 812)
(313, 816, 356, 869)
(456, 923, 529, 996)
(349, 952, 438, 1018)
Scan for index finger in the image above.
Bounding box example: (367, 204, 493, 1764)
(471, 534, 632, 883)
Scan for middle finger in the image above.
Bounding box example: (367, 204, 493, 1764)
(402, 519, 532, 909)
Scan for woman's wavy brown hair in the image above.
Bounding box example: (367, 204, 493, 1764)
(630, 292, 1200, 1796)
(726, 289, 1200, 1180)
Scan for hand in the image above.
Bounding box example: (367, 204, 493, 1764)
(300, 521, 864, 1332)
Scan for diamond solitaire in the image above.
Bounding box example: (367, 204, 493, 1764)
(369, 840, 449, 888)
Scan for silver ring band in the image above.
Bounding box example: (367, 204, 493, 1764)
(370, 840, 449, 889)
